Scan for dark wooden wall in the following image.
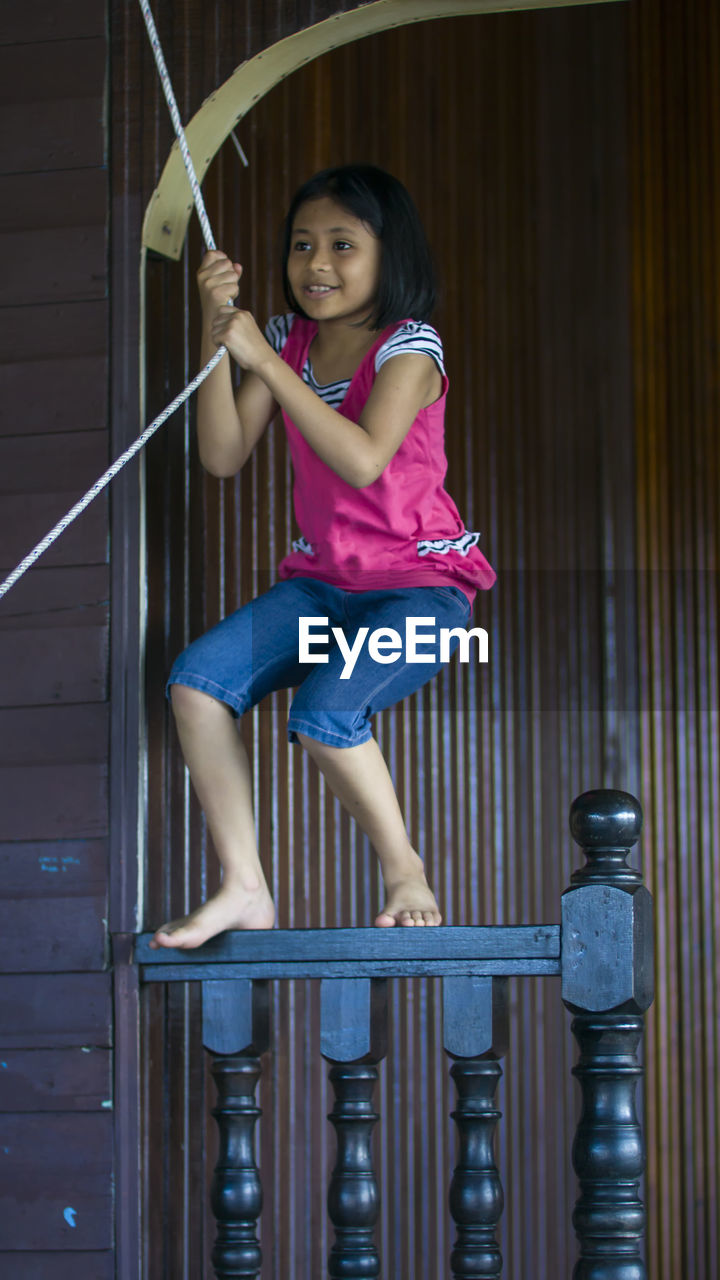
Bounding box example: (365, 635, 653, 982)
(138, 2, 720, 1277)
(142, 4, 635, 1278)
(0, 0, 114, 1275)
(629, 1, 720, 1273)
(0, 1, 717, 1277)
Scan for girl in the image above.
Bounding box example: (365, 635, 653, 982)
(150, 165, 495, 950)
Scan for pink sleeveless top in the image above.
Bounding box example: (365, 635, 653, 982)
(276, 316, 496, 607)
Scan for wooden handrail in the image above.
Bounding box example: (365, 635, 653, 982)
(134, 923, 561, 980)
(132, 789, 654, 1280)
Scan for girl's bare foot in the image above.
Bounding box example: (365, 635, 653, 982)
(149, 881, 276, 949)
(375, 868, 442, 928)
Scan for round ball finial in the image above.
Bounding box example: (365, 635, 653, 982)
(569, 790, 643, 851)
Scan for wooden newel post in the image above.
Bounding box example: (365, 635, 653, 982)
(202, 979, 270, 1280)
(321, 978, 388, 1279)
(562, 790, 654, 1280)
(443, 975, 509, 1279)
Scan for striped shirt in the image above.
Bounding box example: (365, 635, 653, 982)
(264, 313, 445, 409)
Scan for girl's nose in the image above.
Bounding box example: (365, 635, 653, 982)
(309, 246, 330, 271)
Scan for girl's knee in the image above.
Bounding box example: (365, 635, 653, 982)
(296, 730, 323, 754)
(170, 682, 232, 725)
(295, 730, 342, 757)
(296, 729, 362, 756)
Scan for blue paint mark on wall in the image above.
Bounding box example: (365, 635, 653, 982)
(63, 1207, 77, 1228)
(38, 854, 82, 874)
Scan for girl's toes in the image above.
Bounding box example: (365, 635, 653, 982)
(374, 909, 396, 927)
(376, 892, 442, 927)
(399, 910, 425, 926)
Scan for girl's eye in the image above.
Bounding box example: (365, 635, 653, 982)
(293, 240, 310, 252)
(334, 240, 352, 251)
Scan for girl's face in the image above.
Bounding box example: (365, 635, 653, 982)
(287, 196, 381, 329)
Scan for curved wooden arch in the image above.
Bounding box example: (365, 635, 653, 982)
(142, 0, 621, 259)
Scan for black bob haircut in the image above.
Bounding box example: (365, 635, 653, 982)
(281, 164, 436, 330)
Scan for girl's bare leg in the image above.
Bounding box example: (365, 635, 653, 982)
(150, 686, 276, 949)
(295, 732, 441, 927)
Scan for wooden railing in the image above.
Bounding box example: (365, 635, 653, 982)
(134, 789, 654, 1279)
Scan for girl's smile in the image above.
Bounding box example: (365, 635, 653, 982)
(303, 284, 337, 297)
(288, 196, 381, 328)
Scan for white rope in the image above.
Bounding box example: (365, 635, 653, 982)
(0, 349, 226, 602)
(0, 0, 226, 602)
(138, 0, 216, 252)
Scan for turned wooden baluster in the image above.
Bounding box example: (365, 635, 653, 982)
(321, 977, 388, 1279)
(562, 790, 654, 1280)
(443, 975, 509, 1279)
(202, 979, 270, 1280)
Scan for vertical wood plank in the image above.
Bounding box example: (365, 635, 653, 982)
(0, 6, 113, 1269)
(629, 1, 720, 1276)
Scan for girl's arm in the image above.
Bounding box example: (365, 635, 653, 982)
(211, 307, 441, 488)
(195, 251, 278, 478)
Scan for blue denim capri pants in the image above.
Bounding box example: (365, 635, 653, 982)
(167, 577, 473, 749)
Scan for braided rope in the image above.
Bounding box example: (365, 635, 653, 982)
(138, 0, 216, 252)
(0, 348, 226, 602)
(0, 0, 227, 602)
